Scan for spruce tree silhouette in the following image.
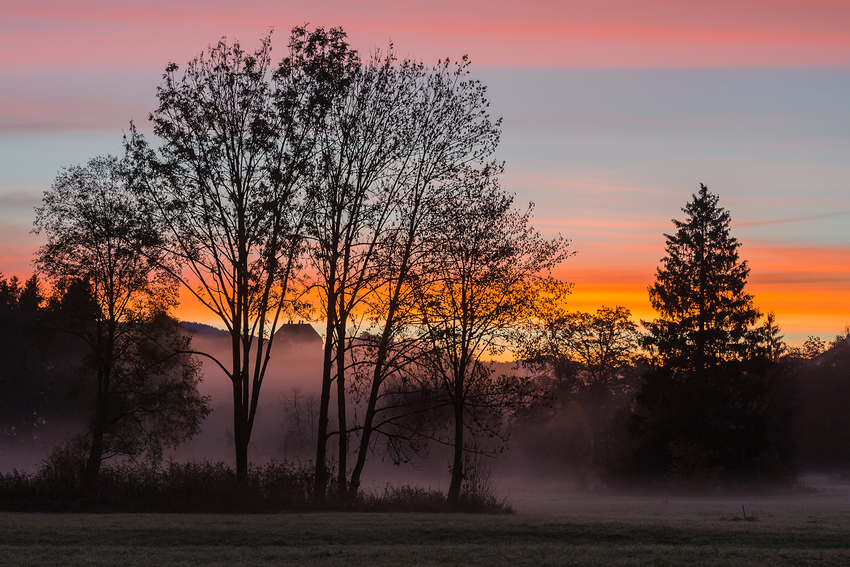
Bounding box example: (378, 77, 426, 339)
(643, 183, 760, 371)
(609, 184, 793, 486)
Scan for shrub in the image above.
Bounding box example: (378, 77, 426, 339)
(2, 446, 513, 513)
(0, 456, 314, 512)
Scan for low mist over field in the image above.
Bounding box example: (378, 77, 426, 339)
(174, 322, 325, 465)
(1, 10, 849, 519)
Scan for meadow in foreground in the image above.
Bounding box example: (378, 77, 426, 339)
(1, 484, 849, 567)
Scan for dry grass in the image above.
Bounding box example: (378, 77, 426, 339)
(1, 485, 849, 566)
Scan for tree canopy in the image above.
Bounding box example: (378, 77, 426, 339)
(413, 166, 570, 507)
(643, 183, 760, 371)
(126, 28, 341, 482)
(33, 154, 209, 494)
(607, 184, 794, 487)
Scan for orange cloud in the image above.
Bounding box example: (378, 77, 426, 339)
(553, 245, 850, 346)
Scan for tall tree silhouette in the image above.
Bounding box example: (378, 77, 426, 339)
(608, 184, 792, 485)
(34, 155, 208, 495)
(17, 275, 44, 313)
(303, 41, 504, 499)
(127, 30, 331, 482)
(413, 166, 570, 508)
(344, 56, 502, 499)
(643, 184, 760, 371)
(303, 30, 390, 500)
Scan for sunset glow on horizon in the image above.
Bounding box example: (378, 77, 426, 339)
(1, 0, 848, 347)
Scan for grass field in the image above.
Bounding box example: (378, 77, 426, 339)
(1, 483, 849, 566)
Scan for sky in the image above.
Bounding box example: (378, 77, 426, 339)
(1, 0, 848, 345)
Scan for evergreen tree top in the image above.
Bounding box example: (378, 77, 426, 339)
(644, 183, 760, 372)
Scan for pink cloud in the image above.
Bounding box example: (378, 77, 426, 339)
(3, 1, 849, 70)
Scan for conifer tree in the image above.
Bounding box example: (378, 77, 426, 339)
(613, 184, 794, 486)
(643, 184, 760, 371)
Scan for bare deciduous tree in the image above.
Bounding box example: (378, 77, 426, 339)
(412, 166, 570, 508)
(34, 154, 209, 495)
(524, 306, 640, 403)
(127, 30, 326, 482)
(305, 39, 401, 499)
(344, 56, 503, 498)
(520, 305, 640, 470)
(279, 386, 319, 459)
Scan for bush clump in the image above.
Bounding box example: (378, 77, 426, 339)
(1, 441, 512, 513)
(0, 450, 313, 512)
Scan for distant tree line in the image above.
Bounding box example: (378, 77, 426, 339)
(2, 28, 849, 511)
(0, 274, 79, 459)
(509, 185, 850, 490)
(0, 270, 208, 491)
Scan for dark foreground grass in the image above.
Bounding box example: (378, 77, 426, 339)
(2, 494, 850, 567)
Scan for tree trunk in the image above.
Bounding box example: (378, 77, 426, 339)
(446, 400, 465, 510)
(233, 376, 249, 484)
(348, 383, 378, 497)
(348, 423, 370, 498)
(336, 319, 348, 497)
(348, 278, 404, 499)
(313, 316, 335, 504)
(79, 410, 105, 497)
(80, 357, 109, 497)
